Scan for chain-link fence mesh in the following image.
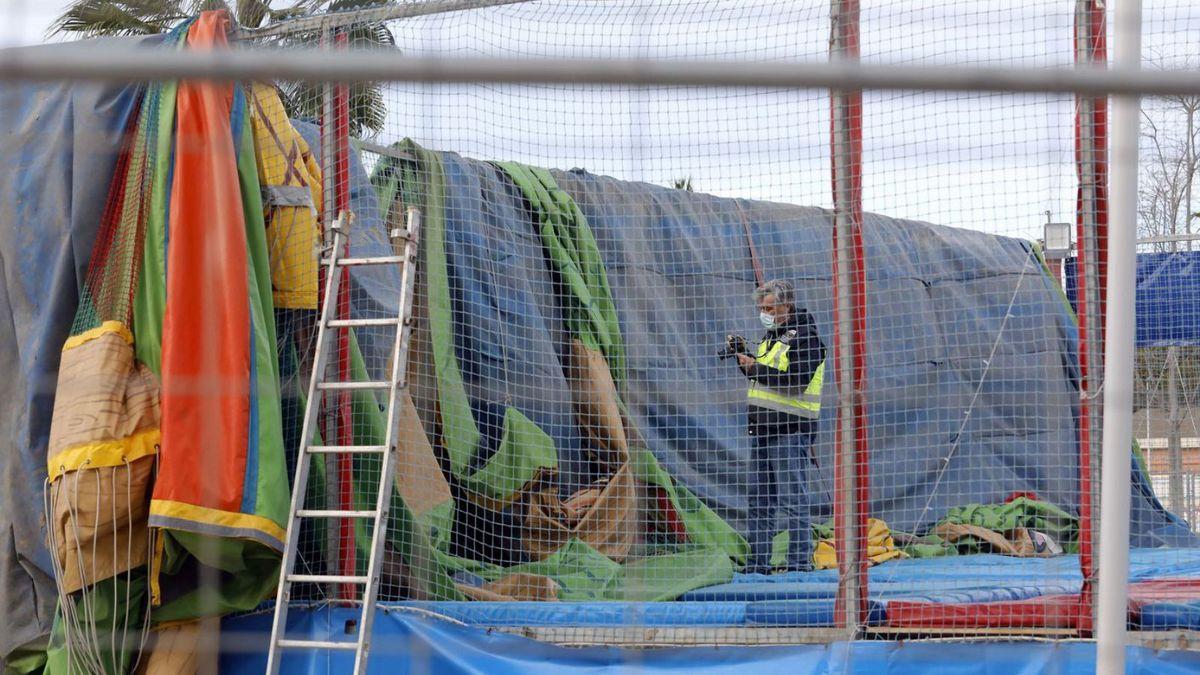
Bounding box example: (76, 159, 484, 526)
(8, 0, 1200, 670)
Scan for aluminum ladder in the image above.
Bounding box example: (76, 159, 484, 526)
(265, 206, 422, 675)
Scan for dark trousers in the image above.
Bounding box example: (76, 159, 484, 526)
(747, 428, 814, 572)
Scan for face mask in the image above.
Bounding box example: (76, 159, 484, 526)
(759, 311, 776, 329)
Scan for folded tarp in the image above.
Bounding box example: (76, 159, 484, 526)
(0, 38, 149, 661)
(360, 146, 1192, 550)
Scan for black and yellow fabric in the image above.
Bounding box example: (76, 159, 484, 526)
(747, 339, 824, 419)
(248, 83, 322, 310)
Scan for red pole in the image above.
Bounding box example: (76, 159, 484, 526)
(830, 0, 869, 630)
(332, 27, 356, 602)
(1074, 0, 1108, 634)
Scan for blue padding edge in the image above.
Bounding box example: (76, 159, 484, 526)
(219, 606, 1200, 674)
(1137, 602, 1200, 631)
(745, 599, 885, 626)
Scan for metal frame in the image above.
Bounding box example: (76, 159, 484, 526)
(265, 208, 425, 674)
(1074, 0, 1108, 636)
(5, 49, 1200, 97)
(830, 0, 869, 636)
(1096, 0, 1141, 671)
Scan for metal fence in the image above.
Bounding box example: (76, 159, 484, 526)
(7, 0, 1200, 672)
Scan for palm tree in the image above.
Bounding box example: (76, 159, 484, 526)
(50, 0, 396, 137)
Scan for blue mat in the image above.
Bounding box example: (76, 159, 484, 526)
(419, 549, 1200, 629)
(1139, 602, 1200, 630)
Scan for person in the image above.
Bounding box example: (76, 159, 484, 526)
(734, 279, 825, 574)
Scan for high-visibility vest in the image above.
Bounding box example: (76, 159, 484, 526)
(747, 337, 824, 419)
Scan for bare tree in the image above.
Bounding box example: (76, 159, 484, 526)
(1139, 52, 1200, 252)
(1137, 52, 1200, 515)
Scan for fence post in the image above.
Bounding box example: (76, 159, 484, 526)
(830, 0, 869, 634)
(1097, 0, 1140, 669)
(1074, 0, 1108, 633)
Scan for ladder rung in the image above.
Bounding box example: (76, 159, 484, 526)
(307, 445, 387, 455)
(276, 639, 358, 651)
(286, 574, 369, 584)
(327, 318, 399, 328)
(316, 381, 391, 391)
(296, 509, 375, 518)
(327, 255, 405, 267)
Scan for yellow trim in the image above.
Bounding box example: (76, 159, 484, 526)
(47, 427, 160, 481)
(62, 320, 133, 351)
(150, 531, 165, 607)
(749, 385, 811, 410)
(756, 340, 789, 371)
(149, 500, 287, 545)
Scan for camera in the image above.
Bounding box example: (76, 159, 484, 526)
(717, 334, 748, 360)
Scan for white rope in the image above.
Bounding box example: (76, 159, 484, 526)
(906, 248, 1037, 543)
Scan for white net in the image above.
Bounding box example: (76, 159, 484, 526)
(7, 0, 1200, 670)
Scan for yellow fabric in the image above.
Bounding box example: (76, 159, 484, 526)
(149, 499, 287, 546)
(150, 530, 165, 606)
(248, 83, 323, 310)
(47, 426, 161, 481)
(804, 361, 825, 412)
(62, 320, 133, 351)
(748, 384, 808, 411)
(755, 340, 789, 371)
(813, 517, 907, 570)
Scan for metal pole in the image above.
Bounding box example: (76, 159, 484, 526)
(8, 49, 1200, 97)
(1097, 0, 1140, 670)
(1074, 0, 1108, 632)
(332, 27, 357, 602)
(1170, 347, 1183, 510)
(319, 25, 341, 598)
(830, 0, 868, 634)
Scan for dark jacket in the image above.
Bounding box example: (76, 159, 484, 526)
(743, 309, 826, 438)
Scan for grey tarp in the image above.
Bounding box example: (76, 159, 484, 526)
(401, 154, 1192, 547)
(0, 41, 145, 659)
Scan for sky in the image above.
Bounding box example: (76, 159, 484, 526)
(4, 0, 1199, 242)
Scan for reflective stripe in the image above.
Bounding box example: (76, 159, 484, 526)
(262, 183, 315, 211)
(747, 359, 825, 419)
(756, 340, 789, 371)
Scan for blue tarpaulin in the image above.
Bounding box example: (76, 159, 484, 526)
(399, 151, 1191, 551)
(1066, 251, 1200, 347)
(219, 605, 1200, 674)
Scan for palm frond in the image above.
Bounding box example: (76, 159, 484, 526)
(234, 0, 273, 28)
(49, 0, 187, 38)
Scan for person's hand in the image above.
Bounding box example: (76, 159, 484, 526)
(736, 353, 755, 369)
